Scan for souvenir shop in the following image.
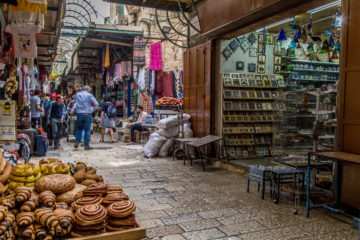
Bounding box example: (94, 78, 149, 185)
(214, 1, 342, 159)
(0, 0, 55, 163)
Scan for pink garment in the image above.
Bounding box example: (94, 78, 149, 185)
(115, 63, 121, 79)
(149, 42, 163, 71)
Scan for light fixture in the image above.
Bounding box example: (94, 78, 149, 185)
(256, 18, 293, 32)
(162, 26, 171, 34)
(307, 0, 341, 14)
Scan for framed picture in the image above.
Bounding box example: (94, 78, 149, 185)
(229, 39, 240, 51)
(278, 80, 285, 87)
(236, 61, 245, 71)
(240, 39, 251, 52)
(241, 103, 248, 110)
(258, 44, 265, 54)
(257, 64, 265, 74)
(247, 33, 257, 45)
(248, 91, 256, 98)
(256, 103, 263, 110)
(274, 56, 282, 65)
(233, 102, 240, 110)
(248, 63, 256, 72)
(258, 34, 265, 44)
(271, 80, 278, 87)
(236, 36, 245, 43)
(257, 54, 266, 64)
(231, 73, 239, 78)
(263, 91, 271, 98)
(225, 102, 232, 110)
(233, 90, 240, 98)
(256, 91, 263, 98)
(256, 80, 264, 87)
(249, 48, 257, 57)
(224, 78, 232, 86)
(222, 47, 232, 60)
(223, 73, 231, 78)
(241, 79, 248, 87)
(247, 74, 254, 79)
(240, 91, 248, 98)
(270, 75, 276, 80)
(262, 75, 269, 80)
(266, 35, 274, 45)
(239, 74, 247, 79)
(255, 75, 262, 80)
(248, 79, 255, 87)
(264, 80, 271, 87)
(233, 78, 240, 86)
(249, 103, 255, 110)
(273, 65, 281, 74)
(224, 90, 232, 98)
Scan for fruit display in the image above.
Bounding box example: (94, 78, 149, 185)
(73, 162, 104, 186)
(0, 160, 141, 239)
(155, 97, 183, 106)
(8, 163, 40, 193)
(39, 158, 71, 175)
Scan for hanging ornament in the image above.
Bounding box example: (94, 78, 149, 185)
(322, 39, 330, 51)
(289, 39, 297, 49)
(332, 8, 342, 30)
(325, 27, 332, 37)
(307, 15, 313, 36)
(302, 28, 308, 43)
(294, 30, 302, 42)
(307, 41, 315, 53)
(277, 28, 288, 41)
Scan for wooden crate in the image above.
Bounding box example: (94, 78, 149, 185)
(71, 221, 146, 240)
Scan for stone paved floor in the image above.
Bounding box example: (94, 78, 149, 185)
(33, 136, 359, 240)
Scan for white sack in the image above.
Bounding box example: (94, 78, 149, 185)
(156, 114, 191, 129)
(157, 125, 179, 138)
(143, 132, 166, 158)
(184, 126, 193, 138)
(158, 138, 173, 157)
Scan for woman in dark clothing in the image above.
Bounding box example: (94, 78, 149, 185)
(100, 96, 116, 143)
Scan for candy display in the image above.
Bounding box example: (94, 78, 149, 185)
(155, 97, 183, 106)
(0, 158, 141, 239)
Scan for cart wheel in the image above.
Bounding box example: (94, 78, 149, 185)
(174, 149, 184, 160)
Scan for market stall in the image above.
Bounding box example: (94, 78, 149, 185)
(0, 155, 146, 239)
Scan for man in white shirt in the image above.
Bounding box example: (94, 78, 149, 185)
(127, 105, 148, 143)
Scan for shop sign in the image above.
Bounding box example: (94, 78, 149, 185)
(0, 100, 16, 141)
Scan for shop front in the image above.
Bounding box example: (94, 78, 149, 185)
(185, 0, 360, 220)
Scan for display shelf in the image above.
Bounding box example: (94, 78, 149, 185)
(292, 69, 339, 74)
(223, 85, 282, 89)
(290, 78, 338, 82)
(290, 59, 339, 66)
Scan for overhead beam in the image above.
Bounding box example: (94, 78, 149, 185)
(62, 25, 143, 35)
(88, 38, 132, 47)
(47, 6, 58, 11)
(102, 0, 190, 12)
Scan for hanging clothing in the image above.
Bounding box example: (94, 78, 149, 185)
(8, 8, 44, 29)
(114, 63, 122, 80)
(162, 72, 174, 98)
(140, 91, 153, 114)
(156, 71, 164, 96)
(5, 24, 41, 58)
(136, 67, 146, 91)
(149, 42, 163, 71)
(133, 37, 146, 66)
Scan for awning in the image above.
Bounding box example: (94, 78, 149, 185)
(102, 0, 199, 12)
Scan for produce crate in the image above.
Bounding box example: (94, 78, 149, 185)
(71, 221, 146, 240)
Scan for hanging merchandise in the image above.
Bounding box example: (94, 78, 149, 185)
(1, 0, 18, 6)
(9, 0, 47, 14)
(149, 42, 163, 71)
(133, 37, 146, 66)
(334, 41, 341, 52)
(307, 16, 313, 36)
(277, 28, 287, 42)
(162, 71, 174, 98)
(5, 23, 42, 58)
(329, 34, 335, 48)
(8, 7, 44, 29)
(104, 43, 110, 68)
(302, 28, 308, 43)
(332, 8, 342, 30)
(114, 63, 122, 81)
(294, 30, 302, 43)
(136, 67, 145, 90)
(173, 69, 183, 98)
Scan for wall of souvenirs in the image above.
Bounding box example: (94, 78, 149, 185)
(220, 9, 341, 158)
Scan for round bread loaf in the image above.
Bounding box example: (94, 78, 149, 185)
(107, 201, 136, 218)
(56, 184, 87, 204)
(75, 204, 107, 226)
(35, 174, 76, 194)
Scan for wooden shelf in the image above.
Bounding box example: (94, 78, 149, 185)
(290, 59, 339, 66)
(292, 69, 339, 74)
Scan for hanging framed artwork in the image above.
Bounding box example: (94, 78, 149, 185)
(266, 35, 274, 45)
(247, 33, 257, 45)
(236, 61, 245, 71)
(236, 36, 245, 43)
(248, 63, 256, 72)
(222, 47, 232, 60)
(258, 34, 265, 44)
(258, 44, 265, 54)
(249, 48, 257, 57)
(240, 39, 251, 52)
(274, 56, 282, 65)
(257, 54, 266, 64)
(273, 65, 281, 74)
(257, 64, 266, 74)
(229, 39, 240, 52)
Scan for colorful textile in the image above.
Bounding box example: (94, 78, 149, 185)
(133, 37, 146, 65)
(10, 0, 47, 14)
(140, 91, 153, 113)
(162, 71, 174, 98)
(6, 23, 41, 58)
(114, 63, 122, 80)
(149, 42, 162, 70)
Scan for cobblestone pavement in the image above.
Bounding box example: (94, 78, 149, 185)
(35, 137, 359, 240)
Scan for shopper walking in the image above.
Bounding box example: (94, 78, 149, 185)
(74, 86, 98, 150)
(30, 90, 43, 128)
(100, 96, 116, 143)
(127, 105, 148, 143)
(48, 95, 67, 149)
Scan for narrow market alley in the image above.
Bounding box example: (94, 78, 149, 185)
(33, 136, 358, 240)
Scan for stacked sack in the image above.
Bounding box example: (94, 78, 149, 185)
(8, 163, 41, 193)
(39, 158, 71, 176)
(0, 149, 11, 194)
(143, 114, 193, 158)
